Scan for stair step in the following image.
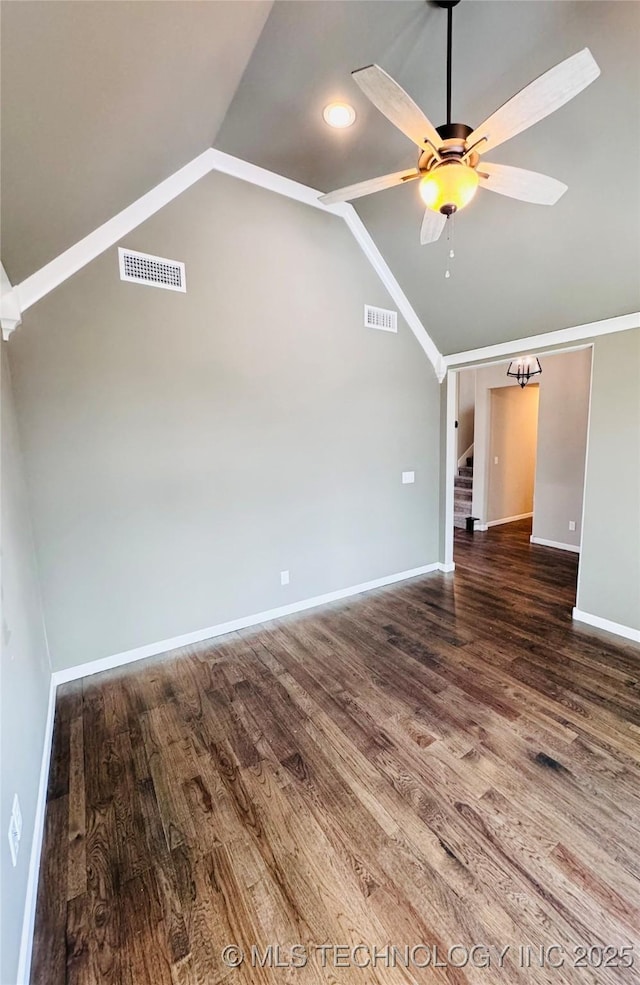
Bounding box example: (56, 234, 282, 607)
(454, 475, 472, 489)
(458, 466, 473, 478)
(454, 497, 472, 508)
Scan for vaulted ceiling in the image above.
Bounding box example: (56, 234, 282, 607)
(0, 0, 271, 283)
(2, 1, 639, 355)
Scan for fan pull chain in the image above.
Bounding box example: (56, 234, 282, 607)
(445, 214, 455, 279)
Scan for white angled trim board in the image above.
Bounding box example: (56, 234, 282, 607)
(443, 312, 640, 368)
(206, 148, 345, 214)
(572, 608, 640, 644)
(0, 262, 22, 339)
(15, 150, 217, 312)
(530, 535, 580, 553)
(7, 147, 442, 379)
(340, 207, 444, 377)
(486, 512, 533, 527)
(3, 139, 636, 380)
(53, 562, 441, 684)
(17, 677, 57, 985)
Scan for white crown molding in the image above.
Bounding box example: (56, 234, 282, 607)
(7, 147, 443, 378)
(572, 607, 640, 644)
(0, 263, 22, 340)
(206, 148, 345, 214)
(339, 206, 444, 378)
(206, 151, 443, 377)
(443, 312, 640, 368)
(15, 149, 219, 314)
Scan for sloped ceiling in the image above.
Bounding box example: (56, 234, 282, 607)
(217, 1, 640, 354)
(0, 0, 272, 284)
(2, 1, 638, 356)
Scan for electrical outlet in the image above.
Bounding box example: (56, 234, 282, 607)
(280, 570, 290, 586)
(494, 456, 499, 465)
(402, 471, 415, 484)
(569, 521, 576, 531)
(7, 795, 21, 867)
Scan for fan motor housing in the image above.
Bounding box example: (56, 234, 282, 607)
(418, 124, 478, 173)
(436, 123, 472, 143)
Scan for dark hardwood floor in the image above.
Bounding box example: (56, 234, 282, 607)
(32, 520, 640, 984)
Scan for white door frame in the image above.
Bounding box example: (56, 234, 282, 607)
(443, 342, 594, 570)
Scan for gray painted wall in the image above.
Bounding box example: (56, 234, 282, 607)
(532, 347, 591, 549)
(1, 348, 51, 985)
(8, 170, 441, 672)
(577, 329, 640, 630)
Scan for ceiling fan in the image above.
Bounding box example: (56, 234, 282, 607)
(319, 0, 600, 245)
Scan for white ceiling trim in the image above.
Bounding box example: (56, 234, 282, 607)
(2, 142, 635, 381)
(1, 145, 443, 378)
(198, 150, 444, 378)
(13, 149, 218, 316)
(340, 206, 443, 377)
(443, 311, 640, 368)
(0, 263, 21, 339)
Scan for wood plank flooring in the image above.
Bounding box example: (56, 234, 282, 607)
(31, 520, 640, 984)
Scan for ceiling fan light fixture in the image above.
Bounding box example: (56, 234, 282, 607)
(323, 102, 356, 128)
(419, 161, 479, 215)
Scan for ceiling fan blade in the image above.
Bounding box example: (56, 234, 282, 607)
(352, 64, 441, 149)
(319, 168, 420, 206)
(478, 162, 567, 205)
(466, 48, 600, 156)
(420, 209, 447, 245)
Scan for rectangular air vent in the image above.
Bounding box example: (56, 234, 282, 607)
(118, 248, 186, 292)
(364, 304, 397, 333)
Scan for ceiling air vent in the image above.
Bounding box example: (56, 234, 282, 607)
(364, 304, 397, 333)
(118, 248, 186, 293)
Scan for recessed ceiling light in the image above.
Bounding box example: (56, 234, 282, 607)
(323, 103, 356, 129)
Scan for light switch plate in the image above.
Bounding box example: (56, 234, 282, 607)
(280, 570, 290, 586)
(402, 471, 415, 484)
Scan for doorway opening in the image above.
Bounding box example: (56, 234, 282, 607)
(445, 346, 593, 607)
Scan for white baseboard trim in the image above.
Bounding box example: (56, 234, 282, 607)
(438, 562, 456, 573)
(572, 608, 640, 644)
(530, 535, 580, 553)
(17, 676, 57, 985)
(475, 523, 489, 532)
(487, 512, 533, 528)
(53, 562, 442, 685)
